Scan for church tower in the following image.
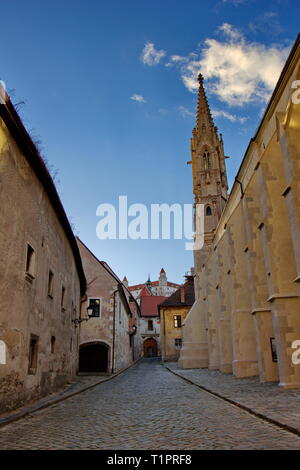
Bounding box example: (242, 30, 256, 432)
(190, 74, 228, 245)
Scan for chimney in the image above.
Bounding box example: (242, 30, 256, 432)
(180, 286, 185, 304)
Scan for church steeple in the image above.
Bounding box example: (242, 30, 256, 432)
(196, 74, 214, 133)
(191, 74, 229, 245)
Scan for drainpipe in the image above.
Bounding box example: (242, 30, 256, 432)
(162, 309, 166, 363)
(111, 289, 117, 374)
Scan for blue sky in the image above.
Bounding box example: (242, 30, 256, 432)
(1, 0, 299, 285)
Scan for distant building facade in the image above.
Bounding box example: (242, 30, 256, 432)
(179, 36, 300, 389)
(77, 239, 141, 374)
(139, 287, 165, 357)
(159, 276, 195, 362)
(129, 269, 179, 299)
(0, 85, 86, 413)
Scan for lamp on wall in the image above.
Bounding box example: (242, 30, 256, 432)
(72, 306, 94, 327)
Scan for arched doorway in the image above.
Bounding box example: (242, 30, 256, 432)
(79, 342, 109, 373)
(143, 338, 158, 357)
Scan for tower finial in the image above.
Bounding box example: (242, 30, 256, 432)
(196, 73, 215, 133)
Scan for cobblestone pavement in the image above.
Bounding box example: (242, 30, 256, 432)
(166, 362, 300, 434)
(0, 359, 300, 450)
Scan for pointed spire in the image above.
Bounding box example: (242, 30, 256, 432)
(196, 74, 215, 132)
(146, 274, 152, 292)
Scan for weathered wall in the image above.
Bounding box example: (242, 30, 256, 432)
(77, 241, 137, 373)
(140, 317, 161, 356)
(160, 307, 189, 361)
(0, 119, 81, 413)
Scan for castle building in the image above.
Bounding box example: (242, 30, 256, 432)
(179, 35, 300, 389)
(129, 269, 180, 299)
(128, 270, 180, 357)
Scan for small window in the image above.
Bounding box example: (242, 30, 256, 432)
(148, 320, 153, 331)
(28, 335, 38, 374)
(26, 244, 35, 278)
(206, 206, 212, 216)
(61, 286, 66, 311)
(88, 298, 101, 318)
(51, 336, 56, 354)
(270, 337, 278, 363)
(173, 315, 182, 328)
(48, 270, 54, 298)
(175, 338, 182, 348)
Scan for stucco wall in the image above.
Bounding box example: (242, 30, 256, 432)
(0, 119, 81, 413)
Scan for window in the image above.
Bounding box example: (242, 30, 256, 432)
(203, 150, 211, 170)
(48, 270, 54, 298)
(206, 206, 212, 216)
(26, 244, 35, 279)
(51, 336, 56, 354)
(88, 298, 101, 318)
(270, 338, 278, 363)
(148, 320, 153, 331)
(173, 315, 182, 328)
(175, 338, 182, 348)
(61, 286, 66, 311)
(28, 335, 38, 374)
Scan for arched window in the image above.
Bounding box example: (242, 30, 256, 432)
(206, 206, 212, 216)
(203, 150, 211, 170)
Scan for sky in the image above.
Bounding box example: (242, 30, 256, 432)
(0, 0, 299, 285)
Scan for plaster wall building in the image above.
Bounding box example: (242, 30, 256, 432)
(179, 35, 300, 389)
(159, 276, 195, 362)
(0, 85, 86, 413)
(139, 287, 165, 357)
(77, 239, 141, 374)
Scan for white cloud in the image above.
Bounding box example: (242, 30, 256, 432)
(212, 109, 247, 123)
(177, 106, 194, 118)
(130, 94, 147, 103)
(249, 11, 284, 35)
(175, 23, 290, 106)
(141, 42, 166, 66)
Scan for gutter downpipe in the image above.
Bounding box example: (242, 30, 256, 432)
(111, 289, 117, 374)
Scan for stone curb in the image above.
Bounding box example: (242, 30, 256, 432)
(165, 365, 300, 438)
(0, 358, 142, 428)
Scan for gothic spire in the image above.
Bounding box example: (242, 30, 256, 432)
(196, 74, 215, 133)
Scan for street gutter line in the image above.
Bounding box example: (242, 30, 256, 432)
(165, 366, 300, 439)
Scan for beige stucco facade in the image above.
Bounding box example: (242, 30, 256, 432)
(160, 307, 189, 361)
(179, 36, 300, 389)
(77, 239, 141, 374)
(0, 90, 85, 413)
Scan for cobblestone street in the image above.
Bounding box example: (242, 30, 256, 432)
(0, 359, 300, 450)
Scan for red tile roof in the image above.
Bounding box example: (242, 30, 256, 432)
(140, 296, 166, 317)
(158, 277, 195, 308)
